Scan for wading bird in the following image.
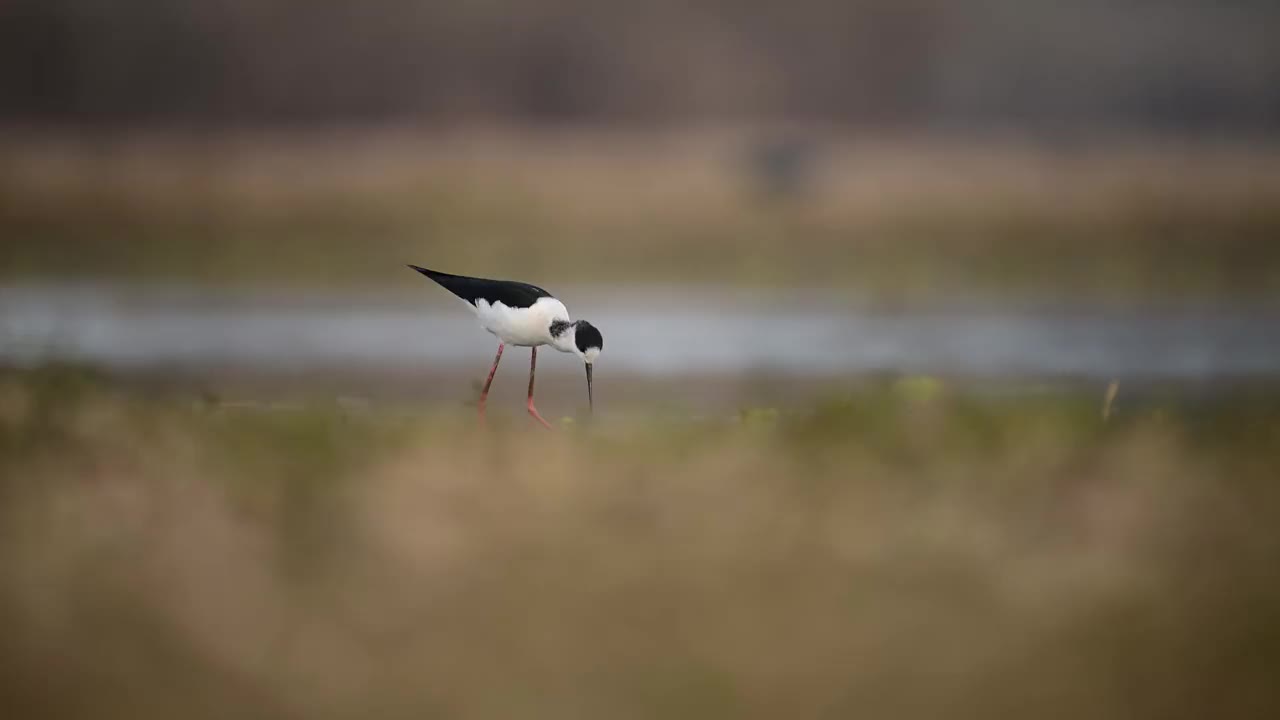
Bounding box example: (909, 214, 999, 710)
(409, 265, 603, 428)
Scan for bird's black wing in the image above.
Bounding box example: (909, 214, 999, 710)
(409, 265, 553, 309)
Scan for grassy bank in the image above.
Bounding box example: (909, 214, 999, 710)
(3, 131, 1280, 298)
(2, 366, 1279, 718)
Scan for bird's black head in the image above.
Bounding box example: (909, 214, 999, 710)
(573, 320, 603, 414)
(574, 320, 603, 359)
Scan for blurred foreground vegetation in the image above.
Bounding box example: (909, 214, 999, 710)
(3, 132, 1280, 298)
(2, 366, 1279, 718)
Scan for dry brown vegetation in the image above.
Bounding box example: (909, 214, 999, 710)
(2, 368, 1279, 718)
(2, 131, 1279, 296)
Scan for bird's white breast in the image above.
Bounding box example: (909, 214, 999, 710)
(473, 296, 569, 347)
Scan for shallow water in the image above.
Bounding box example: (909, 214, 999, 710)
(2, 283, 1278, 380)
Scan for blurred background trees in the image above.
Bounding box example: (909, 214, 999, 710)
(3, 0, 1277, 135)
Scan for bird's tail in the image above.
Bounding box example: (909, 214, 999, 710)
(408, 264, 452, 282)
(408, 264, 489, 306)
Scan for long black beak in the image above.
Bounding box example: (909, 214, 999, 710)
(585, 363, 594, 414)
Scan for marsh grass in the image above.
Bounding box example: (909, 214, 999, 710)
(1, 367, 1279, 718)
(3, 132, 1280, 296)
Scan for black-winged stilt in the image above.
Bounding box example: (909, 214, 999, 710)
(409, 265, 604, 427)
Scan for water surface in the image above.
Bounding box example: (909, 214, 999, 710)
(2, 283, 1277, 380)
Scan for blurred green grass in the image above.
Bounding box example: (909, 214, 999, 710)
(2, 366, 1280, 718)
(2, 132, 1280, 297)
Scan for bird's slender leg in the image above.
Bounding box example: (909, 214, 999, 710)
(478, 342, 504, 424)
(527, 347, 553, 429)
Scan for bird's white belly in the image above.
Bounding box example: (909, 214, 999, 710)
(474, 297, 569, 347)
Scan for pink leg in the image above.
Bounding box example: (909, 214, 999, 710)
(478, 343, 504, 424)
(527, 347, 553, 429)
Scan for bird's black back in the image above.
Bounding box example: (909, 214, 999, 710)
(409, 265, 553, 309)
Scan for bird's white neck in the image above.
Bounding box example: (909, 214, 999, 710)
(548, 319, 578, 355)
